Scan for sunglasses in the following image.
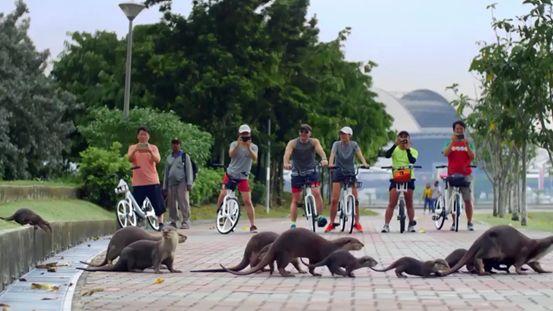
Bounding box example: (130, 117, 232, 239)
(241, 136, 252, 141)
(300, 129, 310, 134)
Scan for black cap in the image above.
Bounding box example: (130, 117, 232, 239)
(398, 130, 409, 137)
(171, 138, 180, 144)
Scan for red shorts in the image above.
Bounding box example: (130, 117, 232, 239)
(222, 174, 250, 192)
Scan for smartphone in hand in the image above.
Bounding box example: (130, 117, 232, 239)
(137, 143, 149, 152)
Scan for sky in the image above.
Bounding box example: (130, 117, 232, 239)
(0, 0, 530, 99)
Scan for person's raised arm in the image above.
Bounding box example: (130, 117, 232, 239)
(229, 139, 240, 158)
(283, 140, 295, 170)
(127, 145, 137, 162)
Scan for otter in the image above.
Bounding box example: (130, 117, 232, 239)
(0, 208, 52, 232)
(444, 225, 553, 276)
(371, 257, 450, 278)
(445, 248, 526, 274)
(222, 228, 364, 277)
(191, 232, 304, 273)
(306, 250, 378, 277)
(77, 226, 181, 273)
(80, 226, 187, 267)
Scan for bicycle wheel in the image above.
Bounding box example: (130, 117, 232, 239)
(338, 200, 346, 232)
(116, 200, 135, 228)
(453, 194, 461, 232)
(305, 195, 317, 232)
(433, 197, 446, 230)
(143, 198, 160, 231)
(398, 200, 406, 233)
(216, 197, 241, 234)
(346, 195, 355, 234)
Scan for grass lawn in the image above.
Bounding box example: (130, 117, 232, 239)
(189, 204, 378, 221)
(0, 180, 79, 187)
(0, 200, 113, 230)
(474, 212, 553, 232)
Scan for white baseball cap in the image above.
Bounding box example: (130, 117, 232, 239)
(238, 124, 251, 133)
(340, 126, 353, 136)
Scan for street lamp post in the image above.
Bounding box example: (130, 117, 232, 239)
(119, 1, 145, 119)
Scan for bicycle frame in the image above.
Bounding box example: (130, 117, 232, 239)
(117, 179, 148, 218)
(304, 187, 316, 218)
(221, 189, 238, 217)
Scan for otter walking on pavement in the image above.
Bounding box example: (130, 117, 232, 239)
(77, 226, 181, 273)
(306, 250, 377, 277)
(222, 228, 364, 277)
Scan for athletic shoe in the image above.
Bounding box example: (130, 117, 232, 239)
(381, 224, 390, 233)
(250, 225, 258, 233)
(450, 224, 456, 231)
(467, 222, 474, 231)
(408, 220, 417, 233)
(169, 221, 178, 228)
(180, 222, 190, 229)
(324, 223, 335, 233)
(353, 223, 364, 232)
(290, 223, 297, 229)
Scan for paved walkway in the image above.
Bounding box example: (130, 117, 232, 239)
(72, 214, 553, 310)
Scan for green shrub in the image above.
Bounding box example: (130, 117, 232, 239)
(251, 180, 266, 205)
(190, 168, 223, 206)
(79, 142, 131, 208)
(78, 107, 213, 166)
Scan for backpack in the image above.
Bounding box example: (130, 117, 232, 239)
(181, 152, 198, 183)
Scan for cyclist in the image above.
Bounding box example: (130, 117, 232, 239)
(325, 126, 369, 233)
(215, 124, 259, 233)
(443, 120, 475, 231)
(381, 130, 418, 233)
(283, 124, 328, 229)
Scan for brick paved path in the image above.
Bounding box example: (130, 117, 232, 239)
(74, 213, 553, 311)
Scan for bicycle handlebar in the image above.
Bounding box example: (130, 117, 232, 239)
(435, 165, 477, 169)
(381, 165, 421, 169)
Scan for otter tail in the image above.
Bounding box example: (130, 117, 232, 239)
(79, 256, 109, 267)
(191, 247, 252, 273)
(370, 262, 398, 272)
(0, 215, 14, 221)
(221, 248, 275, 276)
(442, 243, 481, 276)
(76, 265, 114, 272)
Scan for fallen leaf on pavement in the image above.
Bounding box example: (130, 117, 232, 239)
(31, 283, 60, 291)
(81, 288, 104, 297)
(153, 277, 164, 284)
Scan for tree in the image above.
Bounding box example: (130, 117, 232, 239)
(0, 1, 77, 179)
(451, 0, 553, 225)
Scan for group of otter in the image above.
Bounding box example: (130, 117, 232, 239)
(78, 225, 551, 278)
(189, 225, 552, 278)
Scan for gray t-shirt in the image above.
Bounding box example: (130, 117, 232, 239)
(331, 141, 359, 174)
(226, 141, 258, 180)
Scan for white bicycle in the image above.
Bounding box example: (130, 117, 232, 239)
(332, 166, 368, 234)
(115, 167, 160, 231)
(433, 165, 476, 232)
(216, 174, 241, 234)
(381, 164, 421, 233)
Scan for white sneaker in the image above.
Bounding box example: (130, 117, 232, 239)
(381, 224, 390, 233)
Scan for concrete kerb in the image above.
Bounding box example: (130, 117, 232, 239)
(0, 220, 116, 292)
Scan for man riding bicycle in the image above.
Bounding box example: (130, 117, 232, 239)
(443, 120, 475, 231)
(215, 124, 259, 233)
(381, 131, 418, 233)
(283, 124, 328, 229)
(325, 126, 369, 233)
